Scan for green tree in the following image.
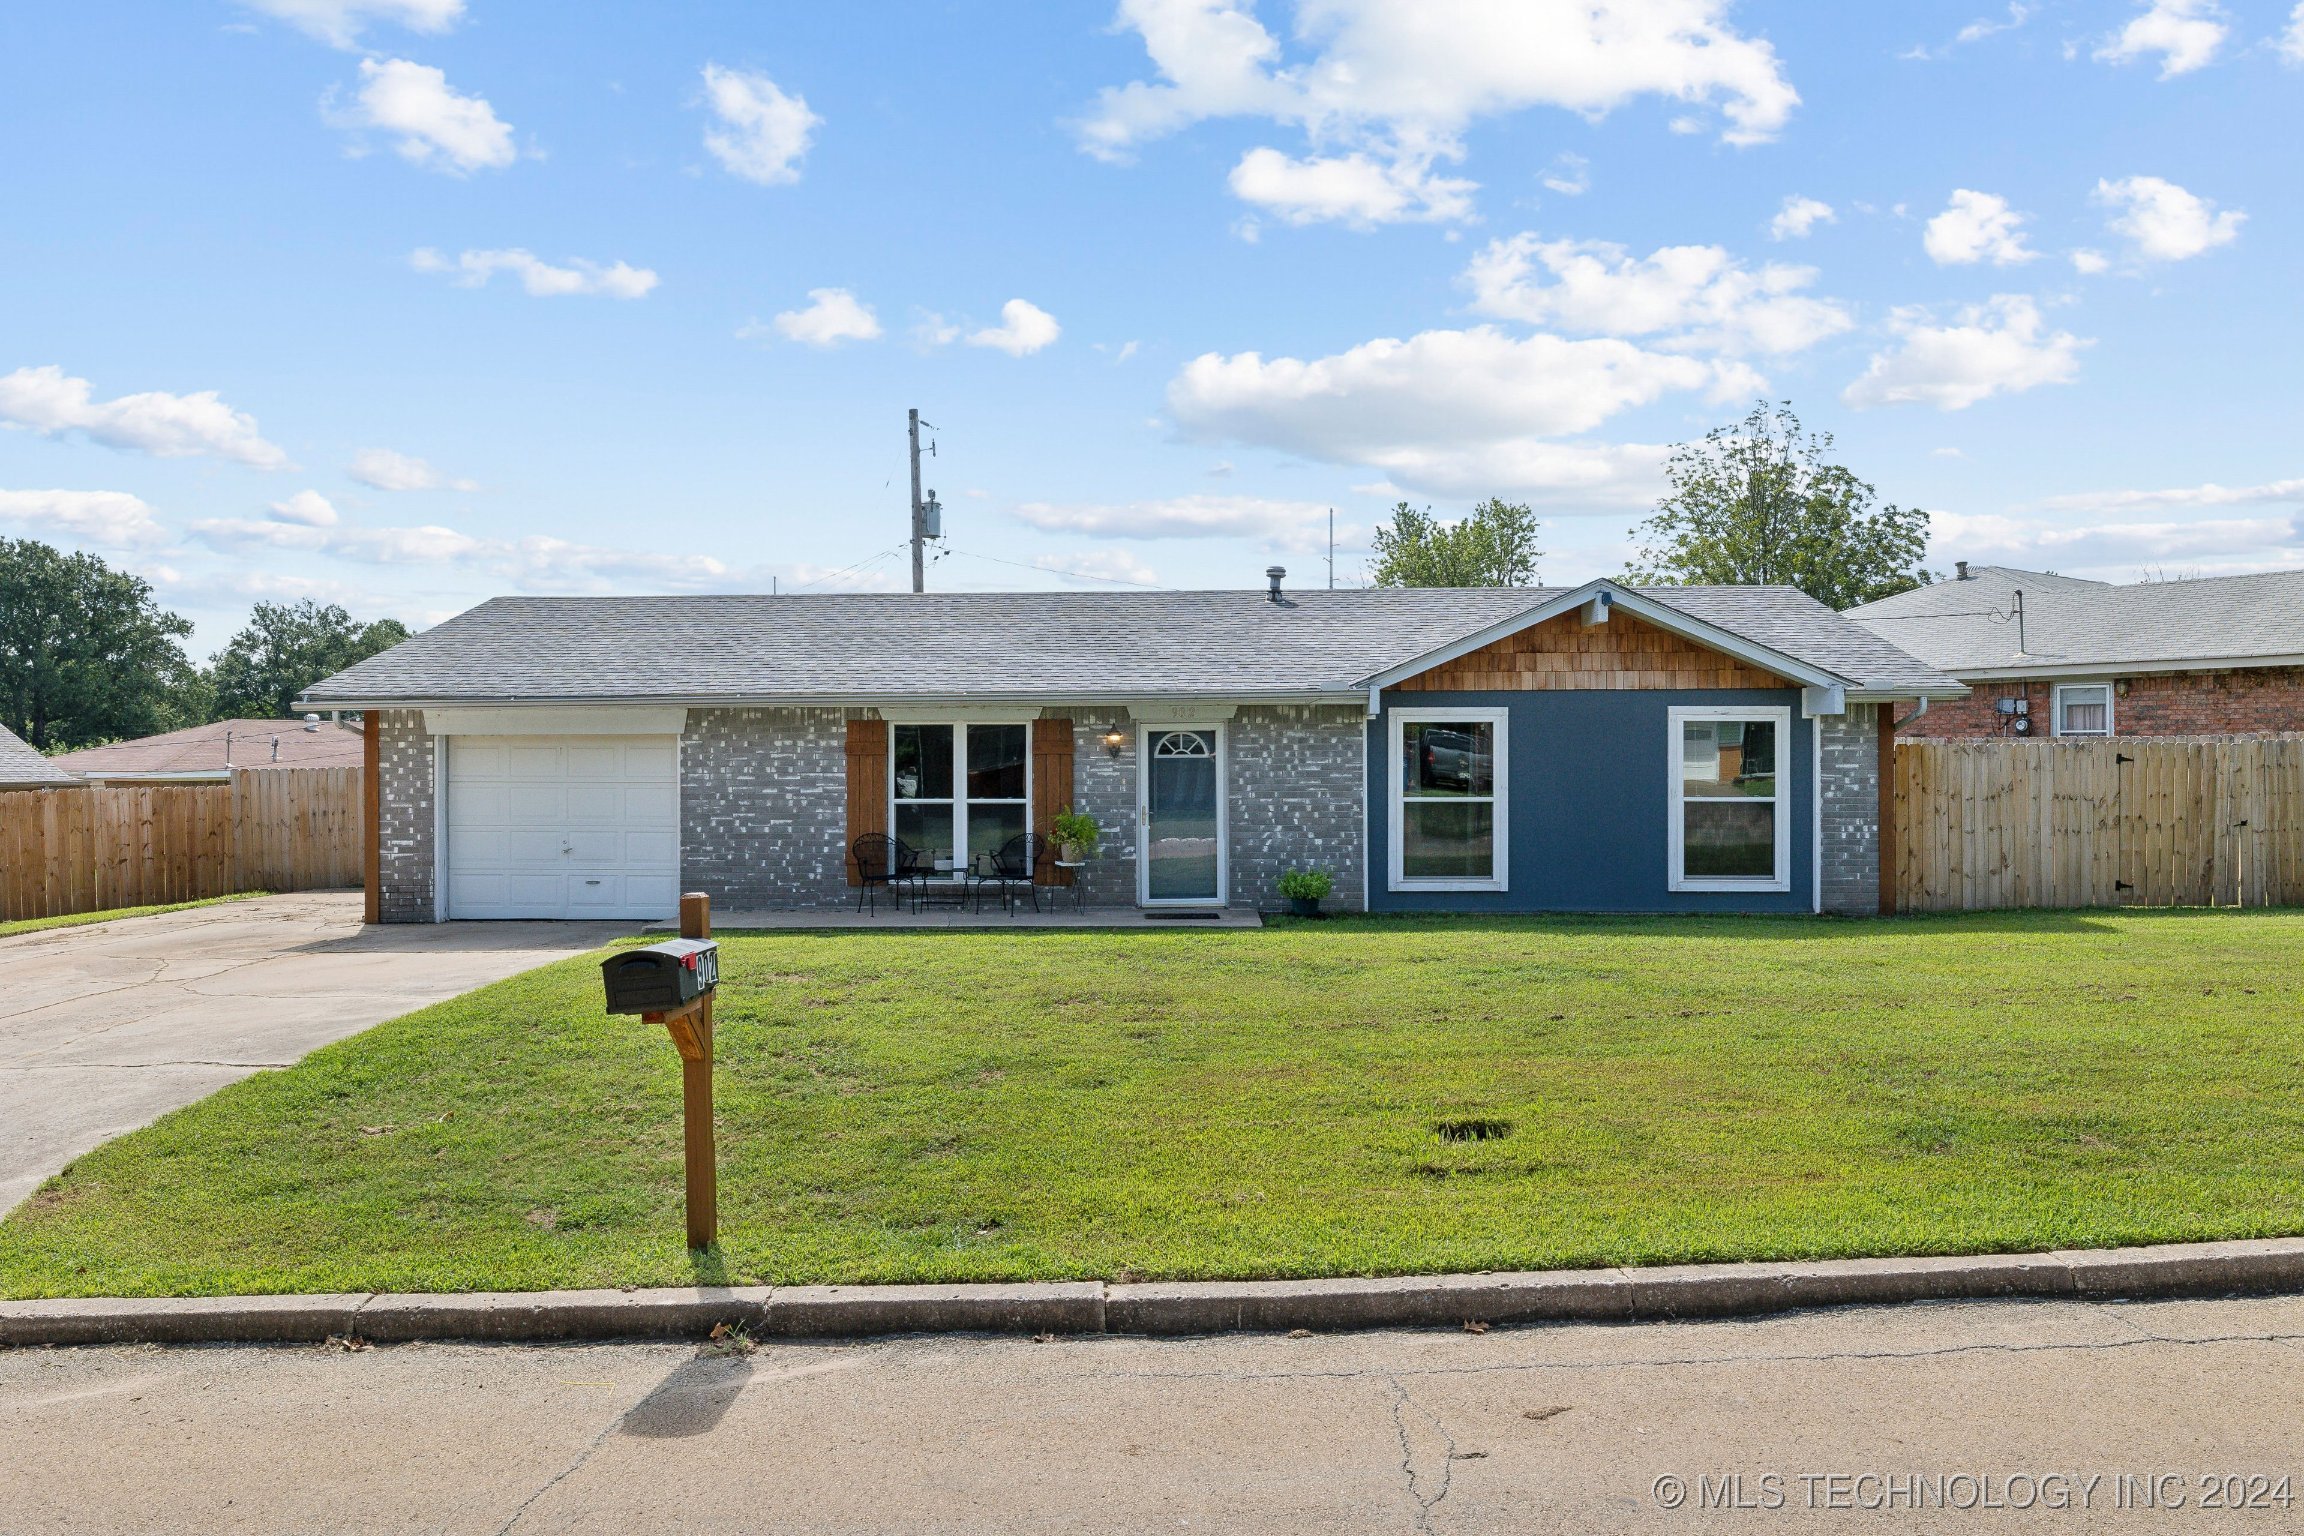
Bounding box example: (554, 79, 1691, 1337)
(1624, 401, 1934, 609)
(1369, 497, 1543, 587)
(207, 600, 411, 720)
(0, 539, 200, 751)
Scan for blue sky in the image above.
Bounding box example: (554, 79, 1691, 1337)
(3, 0, 2300, 653)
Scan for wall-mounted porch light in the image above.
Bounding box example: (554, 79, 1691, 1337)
(1102, 725, 1127, 758)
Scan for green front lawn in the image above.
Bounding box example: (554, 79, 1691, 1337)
(0, 892, 267, 941)
(6, 911, 2304, 1298)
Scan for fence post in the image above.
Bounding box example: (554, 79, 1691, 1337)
(1877, 702, 1899, 915)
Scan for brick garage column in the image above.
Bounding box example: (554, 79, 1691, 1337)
(374, 709, 438, 923)
(681, 707, 853, 911)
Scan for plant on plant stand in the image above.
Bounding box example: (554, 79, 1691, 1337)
(1050, 807, 1102, 865)
(1278, 867, 1334, 918)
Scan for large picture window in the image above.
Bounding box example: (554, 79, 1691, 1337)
(891, 722, 1030, 873)
(1388, 708, 1509, 892)
(1669, 706, 1791, 892)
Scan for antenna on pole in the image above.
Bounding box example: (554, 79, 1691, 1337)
(908, 408, 943, 593)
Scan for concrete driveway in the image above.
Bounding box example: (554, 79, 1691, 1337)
(0, 892, 632, 1215)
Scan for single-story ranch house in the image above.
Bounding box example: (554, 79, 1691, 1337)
(300, 577, 1965, 922)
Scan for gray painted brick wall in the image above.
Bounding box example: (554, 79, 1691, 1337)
(681, 707, 854, 911)
(1819, 703, 1881, 916)
(376, 709, 436, 923)
(1227, 704, 1366, 913)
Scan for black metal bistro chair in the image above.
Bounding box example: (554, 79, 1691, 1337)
(970, 833, 1046, 914)
(850, 833, 921, 914)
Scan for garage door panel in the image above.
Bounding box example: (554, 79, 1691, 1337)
(447, 733, 679, 920)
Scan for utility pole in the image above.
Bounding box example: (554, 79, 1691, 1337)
(908, 408, 941, 593)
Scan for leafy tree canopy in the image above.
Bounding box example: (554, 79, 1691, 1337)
(207, 600, 411, 721)
(1624, 400, 1934, 610)
(0, 538, 199, 751)
(1369, 497, 1543, 587)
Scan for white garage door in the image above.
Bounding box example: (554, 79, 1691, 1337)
(445, 735, 680, 920)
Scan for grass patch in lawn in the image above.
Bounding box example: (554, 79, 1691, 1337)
(0, 891, 268, 941)
(6, 909, 2304, 1297)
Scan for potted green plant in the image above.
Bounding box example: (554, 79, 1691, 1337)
(1278, 867, 1334, 918)
(1050, 807, 1102, 865)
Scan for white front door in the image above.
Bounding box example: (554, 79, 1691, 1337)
(444, 735, 680, 920)
(1138, 725, 1226, 906)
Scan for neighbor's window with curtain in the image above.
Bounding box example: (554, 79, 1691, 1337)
(1672, 710, 1789, 890)
(1390, 710, 1508, 890)
(891, 723, 1030, 872)
(2055, 684, 2113, 737)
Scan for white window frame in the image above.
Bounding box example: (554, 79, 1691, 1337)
(1387, 707, 1510, 893)
(1668, 704, 1793, 894)
(888, 721, 1033, 880)
(2052, 683, 2114, 738)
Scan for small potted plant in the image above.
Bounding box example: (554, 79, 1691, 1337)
(1050, 807, 1102, 865)
(1279, 867, 1334, 918)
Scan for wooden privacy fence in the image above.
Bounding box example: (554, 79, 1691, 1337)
(1895, 735, 2304, 912)
(0, 765, 363, 921)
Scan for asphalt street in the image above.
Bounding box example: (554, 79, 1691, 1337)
(6, 1293, 2302, 1533)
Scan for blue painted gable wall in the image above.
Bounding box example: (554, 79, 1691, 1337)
(1366, 689, 1814, 914)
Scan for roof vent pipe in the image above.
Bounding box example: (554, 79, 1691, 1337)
(1955, 561, 1971, 581)
(1265, 566, 1286, 602)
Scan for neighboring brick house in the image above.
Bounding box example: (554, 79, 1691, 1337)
(1846, 565, 2304, 740)
(300, 578, 1962, 922)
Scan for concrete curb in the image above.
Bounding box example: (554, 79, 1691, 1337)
(7, 1238, 2304, 1348)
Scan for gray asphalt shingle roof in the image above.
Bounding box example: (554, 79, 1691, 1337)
(300, 584, 1962, 706)
(1845, 566, 2304, 674)
(0, 723, 76, 788)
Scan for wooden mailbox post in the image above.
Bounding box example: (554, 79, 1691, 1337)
(624, 892, 718, 1250)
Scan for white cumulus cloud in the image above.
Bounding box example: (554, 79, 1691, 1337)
(1015, 494, 1340, 550)
(2095, 0, 2228, 77)
(771, 288, 883, 347)
(1078, 0, 1798, 226)
(1033, 550, 1165, 586)
(1769, 195, 1835, 241)
(1463, 233, 1851, 355)
(2094, 175, 2244, 261)
(0, 488, 168, 548)
(1843, 295, 2086, 412)
(699, 64, 819, 186)
(349, 447, 474, 491)
(237, 0, 462, 48)
(0, 365, 288, 469)
(268, 490, 339, 527)
(1227, 146, 1476, 227)
(2033, 476, 2304, 514)
(2283, 3, 2304, 64)
(411, 248, 658, 298)
(1166, 325, 1749, 504)
(1923, 189, 2038, 266)
(967, 299, 1062, 356)
(334, 58, 514, 175)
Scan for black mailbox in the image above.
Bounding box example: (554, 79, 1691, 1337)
(601, 939, 720, 1015)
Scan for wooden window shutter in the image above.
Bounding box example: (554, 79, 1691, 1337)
(845, 717, 888, 886)
(1031, 716, 1075, 885)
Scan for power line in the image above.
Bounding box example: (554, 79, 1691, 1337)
(943, 546, 1166, 589)
(788, 542, 910, 594)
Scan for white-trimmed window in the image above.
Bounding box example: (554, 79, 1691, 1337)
(1669, 705, 1791, 893)
(890, 723, 1030, 875)
(2053, 683, 2114, 737)
(1388, 708, 1508, 892)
